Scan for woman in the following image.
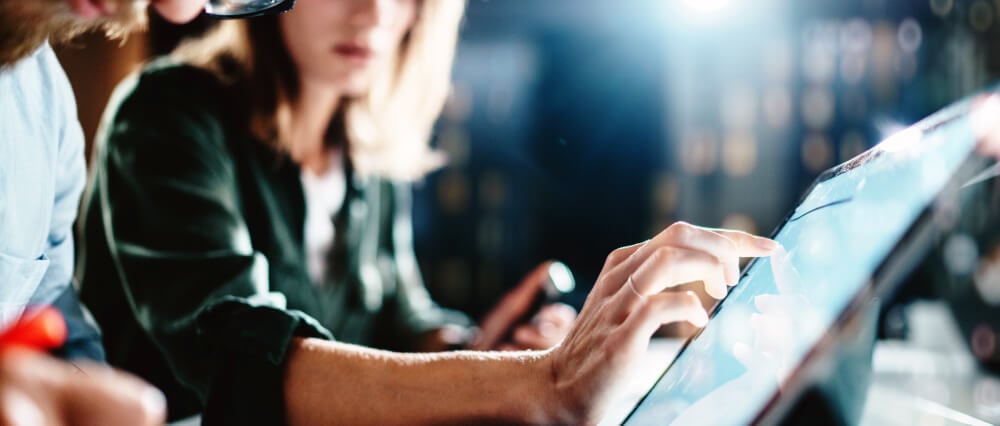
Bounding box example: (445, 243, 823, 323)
(78, 0, 778, 423)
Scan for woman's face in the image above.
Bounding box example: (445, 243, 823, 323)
(280, 0, 418, 95)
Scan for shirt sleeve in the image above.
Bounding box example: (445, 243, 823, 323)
(379, 182, 472, 348)
(33, 58, 105, 361)
(93, 67, 331, 423)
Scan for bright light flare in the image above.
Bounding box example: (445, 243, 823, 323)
(682, 0, 731, 14)
(875, 121, 921, 153)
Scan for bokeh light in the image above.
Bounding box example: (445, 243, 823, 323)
(437, 172, 470, 214)
(929, 0, 954, 17)
(763, 38, 795, 82)
(802, 23, 839, 84)
(802, 133, 834, 172)
(897, 18, 923, 53)
(841, 18, 874, 53)
(652, 173, 680, 215)
(801, 86, 836, 130)
(969, 0, 995, 32)
(722, 130, 758, 177)
(721, 213, 758, 235)
(478, 170, 508, 210)
(839, 130, 869, 161)
(437, 125, 471, 167)
(762, 86, 793, 130)
(680, 129, 720, 175)
(943, 234, 979, 276)
(720, 86, 757, 130)
(971, 324, 998, 361)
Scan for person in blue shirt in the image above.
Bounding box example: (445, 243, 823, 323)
(0, 0, 210, 424)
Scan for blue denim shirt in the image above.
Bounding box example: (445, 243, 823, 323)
(0, 42, 102, 360)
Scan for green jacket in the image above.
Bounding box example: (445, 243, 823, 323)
(78, 62, 470, 423)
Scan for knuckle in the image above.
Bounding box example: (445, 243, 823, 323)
(667, 221, 695, 243)
(720, 233, 740, 252)
(650, 246, 677, 263)
(602, 339, 620, 360)
(666, 292, 697, 311)
(606, 247, 631, 266)
(636, 298, 658, 318)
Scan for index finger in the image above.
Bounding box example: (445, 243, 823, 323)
(596, 223, 775, 301)
(705, 228, 780, 258)
(669, 225, 778, 285)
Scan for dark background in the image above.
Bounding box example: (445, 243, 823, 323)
(56, 0, 1000, 321)
(411, 0, 1000, 319)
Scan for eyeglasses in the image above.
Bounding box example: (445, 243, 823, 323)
(204, 0, 295, 19)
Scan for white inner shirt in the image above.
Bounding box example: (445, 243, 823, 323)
(301, 148, 346, 286)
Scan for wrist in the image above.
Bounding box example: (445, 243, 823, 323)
(500, 350, 559, 424)
(535, 350, 587, 425)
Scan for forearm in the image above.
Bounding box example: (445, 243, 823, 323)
(284, 338, 555, 425)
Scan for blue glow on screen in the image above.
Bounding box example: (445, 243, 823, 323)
(625, 108, 975, 425)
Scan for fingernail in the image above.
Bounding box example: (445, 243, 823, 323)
(691, 310, 709, 327)
(755, 237, 779, 251)
(706, 283, 726, 299)
(140, 386, 167, 422)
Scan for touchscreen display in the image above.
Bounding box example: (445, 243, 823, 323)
(625, 105, 977, 425)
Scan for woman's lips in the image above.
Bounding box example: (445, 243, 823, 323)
(69, 0, 115, 18)
(69, 0, 102, 18)
(333, 43, 374, 64)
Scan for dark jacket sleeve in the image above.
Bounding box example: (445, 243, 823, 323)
(380, 183, 472, 346)
(93, 66, 331, 424)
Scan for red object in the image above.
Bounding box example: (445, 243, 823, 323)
(0, 306, 67, 351)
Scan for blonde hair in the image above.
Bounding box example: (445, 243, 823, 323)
(174, 0, 466, 180)
(0, 0, 144, 68)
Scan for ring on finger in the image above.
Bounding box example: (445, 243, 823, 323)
(626, 276, 644, 299)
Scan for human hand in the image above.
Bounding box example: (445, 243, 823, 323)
(539, 222, 778, 424)
(468, 261, 570, 351)
(0, 348, 165, 426)
(496, 303, 577, 351)
(417, 303, 576, 352)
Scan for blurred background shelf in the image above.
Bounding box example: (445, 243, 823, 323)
(56, 0, 1000, 332)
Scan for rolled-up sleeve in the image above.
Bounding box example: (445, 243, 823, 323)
(94, 68, 331, 423)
